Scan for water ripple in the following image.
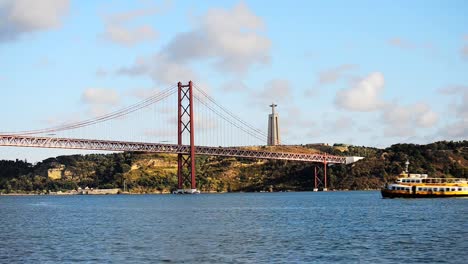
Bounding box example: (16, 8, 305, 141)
(0, 192, 467, 263)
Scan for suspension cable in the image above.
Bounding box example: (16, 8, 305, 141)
(1, 84, 177, 135)
(193, 84, 267, 141)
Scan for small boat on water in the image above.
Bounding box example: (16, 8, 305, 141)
(381, 161, 468, 198)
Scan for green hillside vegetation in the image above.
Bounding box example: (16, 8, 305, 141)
(0, 141, 467, 194)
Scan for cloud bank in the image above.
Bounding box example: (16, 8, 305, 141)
(335, 72, 385, 112)
(0, 0, 69, 42)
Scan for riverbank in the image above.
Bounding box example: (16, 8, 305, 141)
(0, 188, 381, 196)
(1, 188, 120, 196)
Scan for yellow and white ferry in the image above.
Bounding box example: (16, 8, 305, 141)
(381, 161, 468, 198)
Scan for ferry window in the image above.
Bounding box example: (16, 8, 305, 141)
(392, 187, 395, 190)
(418, 188, 422, 191)
(410, 180, 415, 183)
(446, 188, 450, 191)
(433, 188, 437, 191)
(422, 179, 426, 183)
(452, 188, 456, 191)
(458, 188, 462, 191)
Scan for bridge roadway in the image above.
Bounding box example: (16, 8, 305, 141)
(0, 134, 347, 164)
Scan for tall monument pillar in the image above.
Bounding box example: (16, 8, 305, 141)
(267, 103, 280, 146)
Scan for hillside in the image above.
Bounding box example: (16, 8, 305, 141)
(0, 141, 467, 193)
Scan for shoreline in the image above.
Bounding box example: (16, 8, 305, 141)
(0, 189, 381, 196)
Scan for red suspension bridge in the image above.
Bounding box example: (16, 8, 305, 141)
(0, 81, 353, 193)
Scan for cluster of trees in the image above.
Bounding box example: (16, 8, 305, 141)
(0, 141, 466, 193)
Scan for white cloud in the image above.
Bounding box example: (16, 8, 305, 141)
(116, 2, 270, 85)
(117, 54, 197, 86)
(335, 72, 385, 111)
(270, 105, 319, 143)
(106, 2, 171, 25)
(381, 102, 439, 137)
(318, 64, 357, 84)
(0, 0, 69, 42)
(81, 88, 120, 106)
(161, 2, 271, 73)
(440, 120, 468, 138)
(417, 109, 439, 127)
(102, 24, 157, 47)
(100, 2, 167, 47)
(116, 57, 149, 76)
(149, 55, 198, 85)
(334, 70, 440, 139)
(438, 85, 468, 119)
(255, 79, 292, 106)
(436, 86, 468, 139)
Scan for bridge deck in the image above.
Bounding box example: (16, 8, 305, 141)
(0, 135, 347, 164)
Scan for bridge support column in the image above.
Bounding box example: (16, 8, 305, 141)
(323, 161, 328, 192)
(313, 166, 319, 192)
(175, 81, 198, 194)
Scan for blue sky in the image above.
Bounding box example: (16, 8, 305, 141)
(1, 0, 467, 162)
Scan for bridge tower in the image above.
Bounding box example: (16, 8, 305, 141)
(176, 81, 198, 194)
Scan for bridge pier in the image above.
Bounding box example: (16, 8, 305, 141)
(312, 162, 328, 192)
(323, 161, 328, 191)
(313, 166, 318, 191)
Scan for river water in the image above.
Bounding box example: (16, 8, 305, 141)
(0, 191, 467, 263)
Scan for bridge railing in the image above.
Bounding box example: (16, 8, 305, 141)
(0, 134, 347, 164)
